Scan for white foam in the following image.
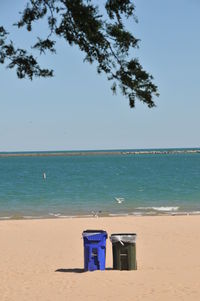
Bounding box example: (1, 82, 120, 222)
(153, 206, 179, 212)
(136, 206, 179, 212)
(49, 213, 61, 217)
(23, 215, 44, 219)
(188, 211, 200, 215)
(131, 212, 143, 216)
(57, 215, 78, 218)
(109, 213, 129, 217)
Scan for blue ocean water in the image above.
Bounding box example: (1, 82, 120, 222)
(0, 150, 200, 219)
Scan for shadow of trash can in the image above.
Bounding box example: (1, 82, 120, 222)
(110, 233, 137, 270)
(82, 230, 108, 271)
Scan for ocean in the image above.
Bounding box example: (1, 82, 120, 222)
(0, 149, 200, 219)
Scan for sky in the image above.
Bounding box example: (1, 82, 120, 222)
(0, 0, 200, 151)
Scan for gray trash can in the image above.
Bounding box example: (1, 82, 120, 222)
(110, 233, 137, 270)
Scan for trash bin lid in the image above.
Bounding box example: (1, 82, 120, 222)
(110, 233, 137, 244)
(82, 230, 107, 237)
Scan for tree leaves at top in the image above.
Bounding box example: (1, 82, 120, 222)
(0, 0, 159, 108)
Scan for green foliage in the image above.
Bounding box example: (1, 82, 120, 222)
(0, 26, 53, 79)
(0, 0, 159, 107)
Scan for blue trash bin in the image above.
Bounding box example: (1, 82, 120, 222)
(82, 230, 108, 271)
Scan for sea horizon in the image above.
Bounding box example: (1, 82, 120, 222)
(0, 146, 200, 156)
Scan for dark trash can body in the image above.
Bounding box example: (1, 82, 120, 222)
(110, 233, 137, 270)
(82, 230, 107, 271)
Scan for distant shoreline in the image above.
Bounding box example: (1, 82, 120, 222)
(0, 149, 200, 157)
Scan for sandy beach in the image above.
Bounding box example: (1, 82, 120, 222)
(1, 215, 200, 301)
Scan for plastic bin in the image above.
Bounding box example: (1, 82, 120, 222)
(82, 230, 108, 271)
(110, 233, 137, 270)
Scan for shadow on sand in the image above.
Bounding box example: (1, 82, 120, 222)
(55, 267, 113, 273)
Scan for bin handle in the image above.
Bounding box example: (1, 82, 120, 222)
(119, 240, 124, 246)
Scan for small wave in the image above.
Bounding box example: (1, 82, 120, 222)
(187, 211, 200, 215)
(49, 213, 61, 217)
(131, 212, 143, 216)
(23, 215, 44, 219)
(109, 213, 129, 217)
(0, 216, 11, 220)
(136, 206, 179, 212)
(57, 215, 78, 218)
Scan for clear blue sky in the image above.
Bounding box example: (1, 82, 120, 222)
(0, 0, 200, 151)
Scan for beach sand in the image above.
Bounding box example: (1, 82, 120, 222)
(0, 215, 200, 300)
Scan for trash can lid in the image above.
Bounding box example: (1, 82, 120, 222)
(110, 233, 137, 244)
(82, 230, 107, 237)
